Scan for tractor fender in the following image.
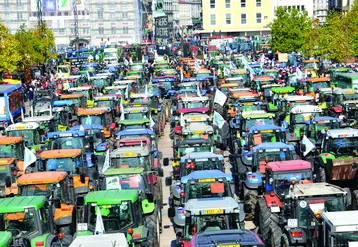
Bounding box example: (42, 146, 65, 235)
(171, 183, 181, 199)
(244, 172, 262, 189)
(263, 192, 283, 211)
(283, 226, 307, 245)
(85, 153, 94, 168)
(241, 151, 253, 165)
(318, 153, 335, 167)
(173, 207, 185, 227)
(45, 234, 58, 247)
(95, 142, 108, 152)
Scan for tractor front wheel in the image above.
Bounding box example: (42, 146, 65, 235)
(244, 187, 258, 221)
(145, 210, 160, 247)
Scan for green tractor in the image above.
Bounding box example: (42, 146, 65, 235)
(0, 196, 63, 247)
(76, 190, 160, 247)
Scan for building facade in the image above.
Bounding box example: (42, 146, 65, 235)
(0, 0, 30, 34)
(201, 0, 274, 37)
(179, 0, 193, 26)
(275, 0, 314, 17)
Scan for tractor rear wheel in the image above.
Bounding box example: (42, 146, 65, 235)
(352, 190, 358, 210)
(154, 179, 163, 204)
(255, 198, 272, 242)
(281, 233, 292, 247)
(145, 209, 160, 247)
(244, 187, 258, 221)
(269, 223, 282, 247)
(343, 187, 352, 210)
(319, 167, 326, 182)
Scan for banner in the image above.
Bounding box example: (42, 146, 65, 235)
(301, 135, 315, 156)
(102, 149, 110, 173)
(59, 0, 70, 10)
(94, 206, 105, 235)
(24, 147, 37, 172)
(213, 111, 225, 129)
(214, 89, 227, 106)
(43, 0, 57, 12)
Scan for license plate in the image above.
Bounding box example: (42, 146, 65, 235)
(203, 209, 223, 215)
(133, 104, 141, 107)
(194, 130, 204, 134)
(190, 118, 202, 121)
(244, 103, 253, 106)
(77, 223, 88, 231)
(198, 178, 215, 182)
(217, 245, 240, 247)
(59, 133, 72, 137)
(131, 110, 140, 113)
(15, 126, 26, 130)
(260, 130, 273, 133)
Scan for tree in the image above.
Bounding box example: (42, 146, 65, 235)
(0, 22, 21, 73)
(33, 23, 56, 64)
(270, 7, 311, 53)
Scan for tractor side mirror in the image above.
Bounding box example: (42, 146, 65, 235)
(163, 158, 169, 166)
(158, 168, 164, 177)
(165, 176, 172, 186)
(5, 176, 11, 188)
(168, 208, 175, 218)
(145, 192, 154, 203)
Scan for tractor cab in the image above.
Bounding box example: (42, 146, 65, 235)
(275, 95, 315, 113)
(128, 93, 161, 116)
(6, 122, 44, 153)
(0, 158, 19, 197)
(174, 123, 217, 148)
(22, 116, 57, 133)
(67, 85, 98, 108)
(175, 97, 211, 116)
(237, 112, 276, 137)
(245, 124, 286, 148)
(89, 74, 112, 92)
(94, 94, 121, 118)
(59, 94, 86, 108)
(31, 94, 53, 117)
(77, 107, 114, 138)
(0, 137, 25, 171)
(53, 100, 78, 130)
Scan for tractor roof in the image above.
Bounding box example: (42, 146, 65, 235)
(290, 182, 346, 199)
(94, 95, 118, 101)
(333, 88, 358, 95)
(306, 77, 330, 83)
(70, 233, 128, 247)
(267, 160, 311, 172)
(116, 128, 154, 137)
(85, 190, 138, 205)
(70, 124, 104, 131)
(180, 96, 209, 102)
(185, 197, 240, 215)
(181, 170, 232, 184)
(68, 86, 94, 91)
(252, 142, 294, 152)
(104, 167, 145, 176)
(47, 130, 86, 139)
(122, 106, 149, 113)
(6, 122, 40, 131)
(60, 94, 84, 99)
(130, 93, 153, 99)
(113, 80, 134, 85)
(0, 136, 22, 145)
(18, 171, 67, 185)
(180, 152, 224, 162)
(182, 123, 213, 134)
(307, 116, 341, 124)
(249, 124, 285, 133)
(241, 111, 274, 119)
(53, 100, 75, 107)
(178, 138, 212, 146)
(322, 211, 358, 233)
(0, 158, 15, 166)
(117, 118, 150, 125)
(343, 99, 358, 105)
(110, 146, 150, 158)
(283, 95, 314, 102)
(22, 116, 54, 123)
(0, 196, 46, 213)
(40, 149, 82, 159)
(77, 107, 108, 116)
(193, 229, 264, 246)
(326, 128, 358, 138)
(290, 105, 322, 114)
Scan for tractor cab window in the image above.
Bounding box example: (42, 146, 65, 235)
(8, 130, 38, 147)
(3, 208, 37, 237)
(80, 115, 103, 125)
(298, 197, 345, 228)
(105, 174, 146, 191)
(243, 118, 274, 131)
(124, 113, 146, 120)
(332, 232, 358, 247)
(0, 165, 13, 185)
(324, 137, 358, 155)
(180, 159, 222, 177)
(88, 203, 133, 233)
(111, 156, 149, 169)
(50, 137, 85, 150)
(0, 144, 23, 160)
(307, 121, 339, 137)
(96, 100, 112, 108)
(186, 181, 230, 201)
(45, 158, 78, 174)
(254, 149, 293, 165)
(180, 146, 212, 156)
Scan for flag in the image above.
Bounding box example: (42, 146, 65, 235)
(213, 111, 225, 129)
(230, 61, 237, 70)
(125, 83, 129, 99)
(149, 115, 155, 128)
(8, 110, 14, 124)
(129, 57, 133, 65)
(180, 69, 183, 82)
(196, 84, 202, 97)
(195, 60, 200, 72)
(102, 149, 110, 173)
(94, 206, 105, 235)
(79, 125, 85, 132)
(124, 59, 129, 66)
(301, 135, 315, 156)
(214, 89, 227, 106)
(120, 98, 125, 120)
(24, 147, 37, 172)
(86, 71, 91, 81)
(145, 85, 148, 94)
(223, 67, 231, 77)
(180, 113, 185, 127)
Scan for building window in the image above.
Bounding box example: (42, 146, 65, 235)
(111, 26, 116, 34)
(99, 27, 104, 35)
(17, 12, 22, 21)
(301, 5, 305, 11)
(70, 28, 74, 34)
(210, 14, 216, 25)
(256, 0, 261, 7)
(210, 0, 215, 8)
(225, 13, 231, 24)
(16, 0, 21, 8)
(241, 13, 247, 24)
(123, 26, 129, 34)
(4, 0, 9, 8)
(111, 12, 117, 21)
(98, 9, 103, 20)
(256, 13, 262, 23)
(241, 0, 246, 8)
(59, 28, 65, 35)
(122, 12, 128, 20)
(225, 0, 230, 8)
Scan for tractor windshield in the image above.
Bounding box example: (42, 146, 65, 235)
(45, 158, 78, 174)
(271, 170, 312, 199)
(253, 149, 293, 165)
(80, 115, 103, 125)
(307, 121, 339, 135)
(0, 166, 12, 186)
(124, 113, 146, 120)
(334, 232, 358, 246)
(249, 131, 283, 145)
(105, 174, 146, 191)
(185, 181, 231, 201)
(96, 100, 113, 108)
(111, 156, 149, 169)
(311, 82, 330, 91)
(185, 213, 241, 238)
(21, 184, 61, 198)
(180, 159, 222, 177)
(49, 137, 85, 150)
(3, 209, 38, 237)
(298, 196, 345, 228)
(324, 137, 358, 155)
(180, 146, 212, 156)
(244, 118, 275, 131)
(8, 130, 37, 146)
(88, 203, 133, 233)
(92, 79, 107, 90)
(0, 144, 23, 160)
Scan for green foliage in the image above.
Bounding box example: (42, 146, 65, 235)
(270, 7, 311, 53)
(0, 21, 55, 73)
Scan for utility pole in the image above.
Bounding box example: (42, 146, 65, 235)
(73, 0, 79, 49)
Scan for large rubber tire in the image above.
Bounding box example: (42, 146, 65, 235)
(155, 180, 163, 204)
(255, 198, 280, 243)
(269, 223, 282, 247)
(319, 167, 326, 182)
(244, 187, 258, 221)
(145, 210, 160, 247)
(281, 234, 293, 247)
(58, 226, 73, 246)
(353, 190, 358, 210)
(343, 187, 352, 210)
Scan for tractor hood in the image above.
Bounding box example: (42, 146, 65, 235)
(0, 231, 12, 247)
